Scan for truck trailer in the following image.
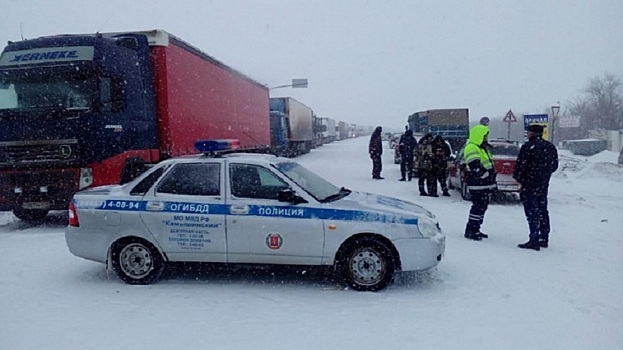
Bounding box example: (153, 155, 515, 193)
(337, 121, 349, 141)
(320, 117, 337, 144)
(407, 108, 469, 151)
(0, 30, 270, 221)
(269, 97, 314, 157)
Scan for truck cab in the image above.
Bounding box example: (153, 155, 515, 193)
(0, 34, 159, 221)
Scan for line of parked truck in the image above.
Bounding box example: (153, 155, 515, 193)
(0, 29, 376, 221)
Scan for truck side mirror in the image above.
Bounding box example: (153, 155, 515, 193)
(0, 73, 9, 89)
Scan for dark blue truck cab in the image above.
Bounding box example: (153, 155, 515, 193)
(0, 33, 158, 221)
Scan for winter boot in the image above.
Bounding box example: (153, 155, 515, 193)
(464, 232, 482, 241)
(518, 241, 540, 251)
(478, 231, 488, 239)
(399, 178, 406, 181)
(442, 190, 450, 197)
(539, 240, 548, 248)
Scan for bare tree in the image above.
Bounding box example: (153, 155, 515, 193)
(568, 73, 623, 132)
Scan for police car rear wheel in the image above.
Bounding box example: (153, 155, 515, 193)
(111, 238, 164, 285)
(341, 238, 395, 292)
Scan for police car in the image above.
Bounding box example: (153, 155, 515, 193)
(65, 140, 445, 292)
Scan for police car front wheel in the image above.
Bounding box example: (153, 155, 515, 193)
(340, 238, 396, 292)
(111, 237, 165, 285)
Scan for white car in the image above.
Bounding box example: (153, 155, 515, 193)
(66, 140, 445, 291)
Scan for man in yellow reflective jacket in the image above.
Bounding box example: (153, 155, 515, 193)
(463, 124, 497, 241)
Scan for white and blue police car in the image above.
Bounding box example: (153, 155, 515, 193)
(66, 140, 445, 291)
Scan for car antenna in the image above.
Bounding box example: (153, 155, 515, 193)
(95, 14, 112, 36)
(20, 22, 24, 40)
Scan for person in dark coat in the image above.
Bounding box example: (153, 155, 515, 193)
(416, 134, 435, 196)
(513, 124, 559, 251)
(463, 125, 497, 241)
(398, 129, 417, 181)
(368, 126, 384, 179)
(431, 135, 451, 196)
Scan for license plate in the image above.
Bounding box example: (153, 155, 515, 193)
(498, 185, 518, 191)
(22, 202, 50, 209)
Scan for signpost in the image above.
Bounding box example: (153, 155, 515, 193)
(523, 114, 549, 141)
(559, 115, 581, 128)
(270, 78, 309, 90)
(503, 109, 517, 140)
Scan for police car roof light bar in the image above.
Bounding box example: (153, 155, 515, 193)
(194, 139, 241, 156)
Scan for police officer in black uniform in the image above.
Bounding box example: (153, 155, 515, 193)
(369, 126, 384, 179)
(513, 124, 559, 251)
(398, 129, 417, 181)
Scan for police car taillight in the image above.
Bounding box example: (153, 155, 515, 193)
(68, 203, 79, 227)
(194, 139, 241, 153)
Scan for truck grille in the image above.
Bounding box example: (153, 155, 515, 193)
(0, 139, 79, 166)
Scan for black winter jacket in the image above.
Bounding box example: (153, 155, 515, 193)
(513, 137, 558, 189)
(369, 127, 383, 157)
(398, 131, 417, 159)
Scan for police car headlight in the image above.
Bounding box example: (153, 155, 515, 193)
(417, 218, 440, 238)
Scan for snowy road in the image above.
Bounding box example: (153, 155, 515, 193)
(1, 137, 622, 350)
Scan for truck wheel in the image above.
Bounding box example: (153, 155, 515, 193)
(339, 237, 396, 292)
(12, 208, 49, 222)
(461, 181, 471, 201)
(111, 238, 164, 285)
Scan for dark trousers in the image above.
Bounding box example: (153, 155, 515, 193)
(400, 157, 414, 180)
(371, 155, 382, 178)
(465, 189, 492, 235)
(434, 168, 448, 192)
(418, 169, 435, 194)
(520, 186, 550, 243)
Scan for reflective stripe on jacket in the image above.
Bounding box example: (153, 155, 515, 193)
(464, 125, 497, 190)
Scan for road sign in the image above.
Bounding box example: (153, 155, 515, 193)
(523, 114, 549, 141)
(503, 109, 517, 122)
(559, 115, 581, 128)
(291, 78, 308, 88)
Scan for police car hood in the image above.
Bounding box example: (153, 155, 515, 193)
(329, 191, 436, 220)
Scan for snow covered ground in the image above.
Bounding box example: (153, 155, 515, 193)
(1, 137, 622, 350)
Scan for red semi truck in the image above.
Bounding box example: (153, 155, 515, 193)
(0, 30, 270, 221)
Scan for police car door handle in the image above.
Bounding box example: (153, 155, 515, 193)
(146, 201, 164, 211)
(230, 204, 249, 215)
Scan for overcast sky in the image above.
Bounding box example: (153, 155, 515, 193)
(1, 0, 621, 129)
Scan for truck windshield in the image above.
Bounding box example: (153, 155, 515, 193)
(0, 70, 95, 111)
(274, 161, 340, 201)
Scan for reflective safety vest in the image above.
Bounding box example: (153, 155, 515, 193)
(464, 143, 496, 190)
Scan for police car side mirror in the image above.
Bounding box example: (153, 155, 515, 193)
(278, 189, 307, 204)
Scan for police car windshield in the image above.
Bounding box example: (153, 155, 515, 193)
(275, 161, 341, 201)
